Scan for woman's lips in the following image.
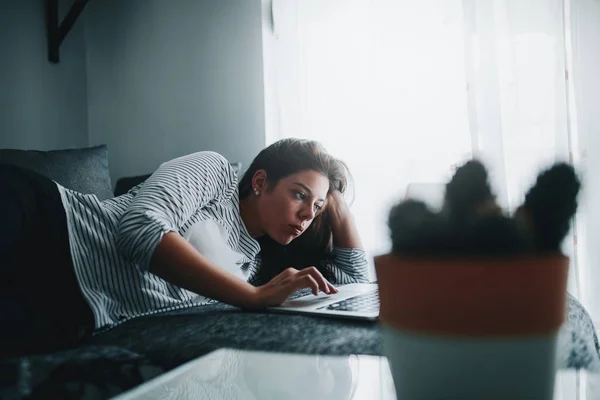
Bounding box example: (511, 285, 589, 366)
(289, 225, 303, 235)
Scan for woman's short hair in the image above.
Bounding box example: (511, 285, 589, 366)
(238, 138, 348, 198)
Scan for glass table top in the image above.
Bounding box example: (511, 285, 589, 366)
(113, 348, 600, 400)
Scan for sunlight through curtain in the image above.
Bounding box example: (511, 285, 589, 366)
(261, 0, 600, 322)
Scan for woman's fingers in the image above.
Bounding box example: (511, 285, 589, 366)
(327, 281, 339, 294)
(270, 267, 299, 285)
(257, 266, 340, 307)
(297, 266, 336, 295)
(271, 266, 337, 298)
(297, 274, 319, 296)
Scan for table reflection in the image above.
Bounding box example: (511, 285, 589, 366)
(114, 349, 600, 400)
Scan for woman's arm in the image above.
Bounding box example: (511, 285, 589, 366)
(115, 151, 236, 271)
(152, 232, 337, 308)
(151, 232, 258, 307)
(324, 191, 370, 284)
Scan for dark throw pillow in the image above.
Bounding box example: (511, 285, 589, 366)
(0, 145, 113, 200)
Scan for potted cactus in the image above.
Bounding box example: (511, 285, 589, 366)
(375, 161, 580, 400)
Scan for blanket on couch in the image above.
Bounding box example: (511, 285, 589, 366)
(2, 292, 599, 400)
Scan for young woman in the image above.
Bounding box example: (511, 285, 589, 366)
(0, 138, 368, 355)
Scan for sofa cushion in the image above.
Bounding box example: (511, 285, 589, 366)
(0, 145, 113, 200)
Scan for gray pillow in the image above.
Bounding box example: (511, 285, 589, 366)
(0, 145, 114, 200)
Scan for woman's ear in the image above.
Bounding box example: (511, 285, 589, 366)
(251, 170, 268, 194)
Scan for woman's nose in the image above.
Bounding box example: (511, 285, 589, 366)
(300, 205, 316, 221)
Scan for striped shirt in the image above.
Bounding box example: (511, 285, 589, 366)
(57, 151, 369, 331)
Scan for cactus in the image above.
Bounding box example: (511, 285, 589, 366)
(388, 160, 580, 257)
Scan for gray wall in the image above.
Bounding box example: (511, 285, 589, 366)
(0, 0, 89, 150)
(85, 0, 266, 184)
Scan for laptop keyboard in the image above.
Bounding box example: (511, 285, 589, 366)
(318, 290, 379, 313)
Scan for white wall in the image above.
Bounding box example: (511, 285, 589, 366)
(85, 0, 266, 184)
(0, 0, 88, 150)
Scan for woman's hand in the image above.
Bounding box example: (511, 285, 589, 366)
(252, 267, 339, 308)
(326, 190, 352, 223)
(326, 190, 363, 249)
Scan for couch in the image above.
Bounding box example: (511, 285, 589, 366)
(1, 145, 599, 399)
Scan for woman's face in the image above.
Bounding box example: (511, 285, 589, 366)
(259, 170, 330, 245)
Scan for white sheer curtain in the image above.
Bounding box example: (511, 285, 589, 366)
(262, 0, 599, 321)
(568, 0, 600, 323)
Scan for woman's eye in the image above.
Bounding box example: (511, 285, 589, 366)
(295, 191, 306, 200)
(314, 204, 322, 212)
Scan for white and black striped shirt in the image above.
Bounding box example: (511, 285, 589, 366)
(57, 151, 369, 331)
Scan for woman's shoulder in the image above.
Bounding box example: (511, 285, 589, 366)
(188, 150, 229, 163)
(158, 151, 237, 183)
(162, 151, 230, 169)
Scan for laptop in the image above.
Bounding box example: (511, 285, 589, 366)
(265, 283, 379, 321)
